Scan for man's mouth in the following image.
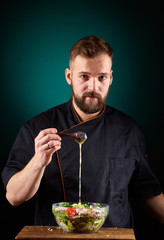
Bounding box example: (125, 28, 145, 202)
(86, 96, 97, 100)
(83, 91, 100, 99)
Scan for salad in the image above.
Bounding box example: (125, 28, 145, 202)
(52, 202, 109, 233)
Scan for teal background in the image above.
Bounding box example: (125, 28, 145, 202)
(0, 1, 163, 239)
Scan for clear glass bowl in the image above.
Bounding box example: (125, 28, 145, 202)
(52, 202, 109, 233)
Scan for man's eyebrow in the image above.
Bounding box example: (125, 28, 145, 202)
(97, 72, 109, 75)
(78, 71, 90, 75)
(78, 71, 109, 75)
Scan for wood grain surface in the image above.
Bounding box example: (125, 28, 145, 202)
(15, 226, 135, 240)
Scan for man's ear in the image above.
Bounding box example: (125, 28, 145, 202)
(110, 70, 113, 85)
(65, 68, 72, 85)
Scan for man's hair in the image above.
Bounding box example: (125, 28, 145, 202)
(69, 35, 113, 66)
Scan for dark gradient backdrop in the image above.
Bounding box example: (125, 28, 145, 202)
(0, 1, 163, 239)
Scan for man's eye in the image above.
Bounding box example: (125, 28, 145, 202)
(99, 76, 106, 81)
(81, 75, 88, 80)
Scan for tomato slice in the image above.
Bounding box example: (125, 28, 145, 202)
(66, 208, 76, 218)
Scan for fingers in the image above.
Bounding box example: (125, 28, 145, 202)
(37, 128, 59, 141)
(35, 128, 62, 153)
(33, 128, 62, 167)
(43, 140, 61, 152)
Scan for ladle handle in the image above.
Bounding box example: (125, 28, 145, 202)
(57, 132, 71, 137)
(57, 132, 77, 140)
(57, 132, 68, 136)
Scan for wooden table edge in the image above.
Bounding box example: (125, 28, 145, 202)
(15, 226, 136, 240)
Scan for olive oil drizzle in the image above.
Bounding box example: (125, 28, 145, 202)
(79, 143, 82, 203)
(57, 131, 87, 203)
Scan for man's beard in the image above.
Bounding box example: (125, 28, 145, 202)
(71, 86, 109, 114)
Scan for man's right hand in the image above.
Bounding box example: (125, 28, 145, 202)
(6, 128, 62, 206)
(34, 128, 62, 167)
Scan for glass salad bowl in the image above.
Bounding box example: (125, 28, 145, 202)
(52, 202, 109, 233)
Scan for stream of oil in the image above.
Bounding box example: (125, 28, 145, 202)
(74, 139, 86, 203)
(63, 133, 86, 204)
(79, 143, 82, 203)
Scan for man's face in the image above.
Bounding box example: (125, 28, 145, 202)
(66, 53, 113, 114)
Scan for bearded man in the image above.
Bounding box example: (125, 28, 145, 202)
(2, 36, 164, 231)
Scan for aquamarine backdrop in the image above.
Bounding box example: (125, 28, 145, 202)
(0, 1, 163, 239)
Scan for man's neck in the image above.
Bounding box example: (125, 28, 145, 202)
(72, 98, 101, 122)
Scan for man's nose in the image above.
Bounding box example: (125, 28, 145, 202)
(88, 78, 97, 92)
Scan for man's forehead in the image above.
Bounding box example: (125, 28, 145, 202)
(71, 54, 112, 71)
(74, 53, 112, 62)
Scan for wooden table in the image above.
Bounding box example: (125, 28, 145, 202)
(15, 226, 135, 240)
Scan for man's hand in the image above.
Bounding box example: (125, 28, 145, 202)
(6, 128, 62, 206)
(34, 128, 62, 167)
(141, 193, 164, 224)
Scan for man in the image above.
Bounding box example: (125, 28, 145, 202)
(2, 36, 164, 228)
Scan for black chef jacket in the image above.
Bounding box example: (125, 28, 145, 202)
(2, 99, 161, 228)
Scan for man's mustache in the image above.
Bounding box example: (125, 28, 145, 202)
(82, 91, 101, 99)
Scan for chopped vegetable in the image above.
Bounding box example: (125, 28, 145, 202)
(66, 208, 76, 218)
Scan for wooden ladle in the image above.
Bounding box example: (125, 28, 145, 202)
(57, 131, 87, 144)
